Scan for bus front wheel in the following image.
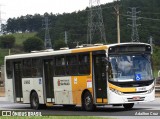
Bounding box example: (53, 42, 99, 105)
(123, 103, 134, 110)
(82, 91, 95, 111)
(30, 92, 40, 110)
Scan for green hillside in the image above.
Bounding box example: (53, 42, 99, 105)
(14, 32, 37, 45)
(3, 0, 160, 46)
(1, 0, 160, 76)
(0, 32, 36, 65)
(0, 49, 9, 65)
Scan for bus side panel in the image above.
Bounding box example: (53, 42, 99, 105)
(54, 76, 73, 104)
(71, 75, 93, 105)
(22, 78, 44, 104)
(5, 78, 14, 102)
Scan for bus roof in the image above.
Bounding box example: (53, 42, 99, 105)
(5, 42, 150, 60)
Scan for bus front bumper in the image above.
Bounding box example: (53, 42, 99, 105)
(108, 89, 155, 104)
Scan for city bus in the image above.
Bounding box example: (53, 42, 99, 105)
(4, 42, 155, 111)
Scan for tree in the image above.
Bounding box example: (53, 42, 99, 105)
(54, 40, 67, 50)
(23, 37, 44, 52)
(0, 35, 15, 48)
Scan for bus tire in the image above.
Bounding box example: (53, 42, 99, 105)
(82, 91, 95, 111)
(123, 103, 134, 110)
(30, 92, 40, 110)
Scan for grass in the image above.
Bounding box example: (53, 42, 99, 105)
(0, 48, 9, 65)
(0, 32, 37, 66)
(14, 32, 37, 45)
(0, 116, 114, 119)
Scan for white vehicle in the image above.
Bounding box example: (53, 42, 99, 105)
(4, 42, 155, 111)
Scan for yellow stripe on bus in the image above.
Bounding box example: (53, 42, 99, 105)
(71, 46, 108, 53)
(109, 83, 136, 92)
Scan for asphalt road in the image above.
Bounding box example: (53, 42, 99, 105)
(0, 97, 160, 119)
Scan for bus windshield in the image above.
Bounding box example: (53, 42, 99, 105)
(109, 54, 153, 82)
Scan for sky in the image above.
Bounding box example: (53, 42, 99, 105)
(0, 0, 113, 21)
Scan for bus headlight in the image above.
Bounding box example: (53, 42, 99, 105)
(147, 86, 154, 94)
(110, 88, 124, 95)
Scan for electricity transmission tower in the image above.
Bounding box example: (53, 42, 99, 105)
(127, 7, 140, 42)
(87, 0, 106, 44)
(43, 17, 52, 49)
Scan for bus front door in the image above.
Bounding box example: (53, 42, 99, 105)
(13, 62, 23, 102)
(44, 59, 54, 103)
(93, 55, 107, 104)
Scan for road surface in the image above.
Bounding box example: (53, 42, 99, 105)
(0, 97, 160, 119)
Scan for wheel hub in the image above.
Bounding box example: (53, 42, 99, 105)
(85, 96, 91, 106)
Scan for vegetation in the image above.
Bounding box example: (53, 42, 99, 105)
(0, 0, 160, 76)
(2, 0, 160, 46)
(0, 49, 9, 65)
(0, 33, 36, 65)
(0, 35, 15, 48)
(23, 37, 44, 52)
(14, 32, 37, 45)
(54, 40, 67, 50)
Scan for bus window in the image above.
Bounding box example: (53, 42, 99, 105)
(23, 59, 32, 78)
(55, 56, 66, 76)
(66, 55, 78, 75)
(32, 59, 42, 77)
(6, 60, 13, 79)
(78, 53, 90, 75)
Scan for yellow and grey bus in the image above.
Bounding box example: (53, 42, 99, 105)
(5, 43, 155, 111)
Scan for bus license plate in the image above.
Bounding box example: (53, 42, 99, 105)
(133, 96, 140, 100)
(136, 87, 146, 91)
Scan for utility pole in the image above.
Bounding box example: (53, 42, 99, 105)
(65, 31, 68, 45)
(127, 7, 140, 42)
(43, 17, 52, 49)
(114, 0, 120, 44)
(87, 0, 106, 44)
(149, 36, 153, 53)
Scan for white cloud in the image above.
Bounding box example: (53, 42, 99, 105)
(0, 0, 113, 21)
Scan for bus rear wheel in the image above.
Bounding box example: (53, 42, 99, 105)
(123, 103, 134, 110)
(30, 92, 40, 110)
(82, 91, 95, 111)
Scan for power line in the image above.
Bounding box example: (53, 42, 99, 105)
(142, 12, 160, 15)
(121, 14, 160, 21)
(85, 5, 114, 12)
